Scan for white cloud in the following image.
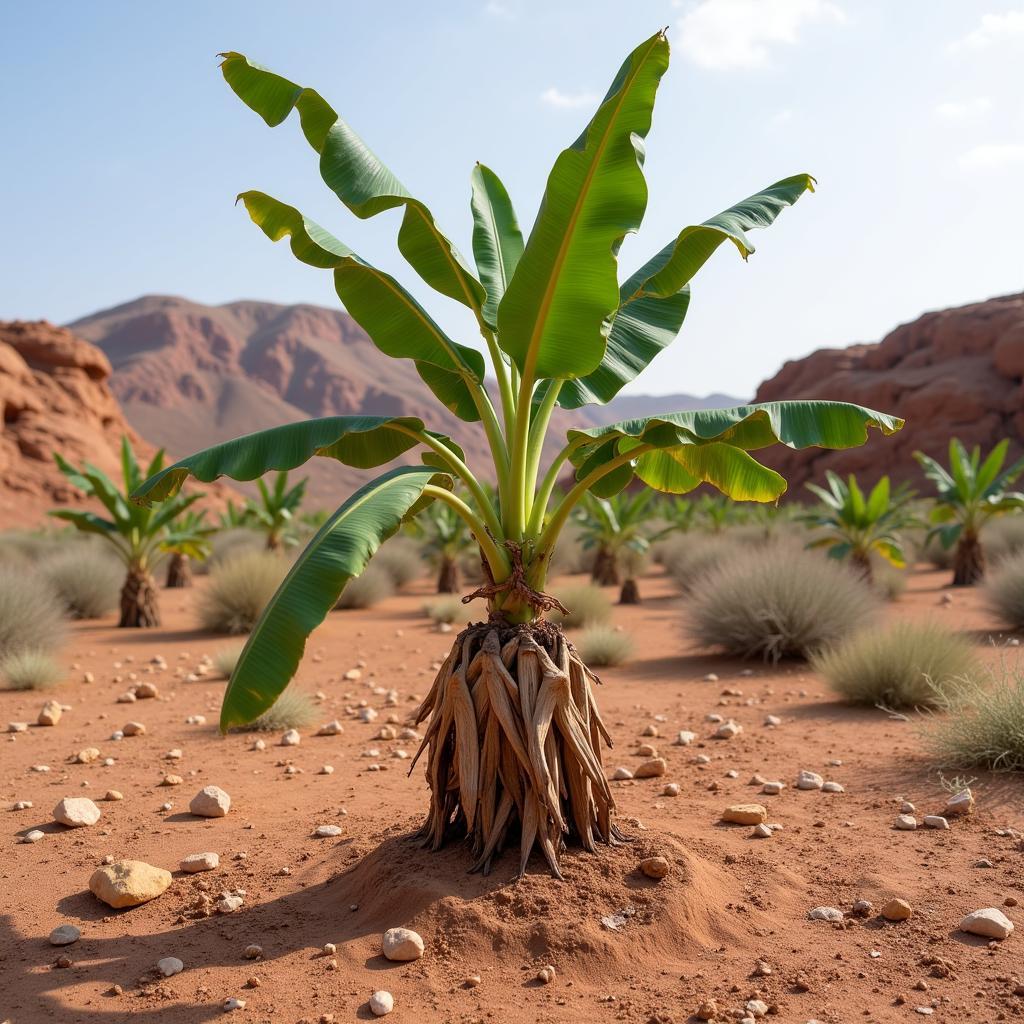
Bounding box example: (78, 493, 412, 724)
(675, 0, 845, 71)
(935, 97, 993, 119)
(540, 87, 599, 110)
(950, 9, 1024, 51)
(959, 142, 1024, 170)
(483, 1, 514, 19)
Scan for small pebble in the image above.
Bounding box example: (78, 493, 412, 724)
(157, 956, 184, 977)
(369, 991, 394, 1016)
(49, 924, 81, 946)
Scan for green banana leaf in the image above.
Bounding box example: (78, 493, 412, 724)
(238, 191, 486, 421)
(470, 163, 525, 330)
(220, 53, 485, 317)
(569, 401, 904, 499)
(129, 417, 465, 505)
(496, 31, 670, 381)
(220, 467, 451, 730)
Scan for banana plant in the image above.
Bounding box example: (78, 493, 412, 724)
(245, 470, 308, 550)
(801, 471, 918, 582)
(52, 438, 203, 626)
(131, 31, 902, 876)
(915, 439, 1024, 585)
(575, 490, 664, 602)
(164, 509, 216, 588)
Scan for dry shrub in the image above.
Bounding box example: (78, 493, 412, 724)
(0, 568, 66, 660)
(549, 584, 612, 629)
(664, 534, 744, 592)
(983, 514, 1024, 564)
(198, 551, 286, 634)
(923, 663, 1024, 772)
(42, 545, 122, 619)
(873, 561, 909, 602)
(213, 642, 245, 678)
(207, 528, 266, 568)
(334, 565, 394, 610)
(688, 545, 878, 662)
(577, 625, 634, 667)
(548, 523, 590, 575)
(985, 551, 1024, 631)
(373, 536, 424, 589)
(1, 650, 63, 691)
(244, 688, 317, 732)
(812, 621, 979, 709)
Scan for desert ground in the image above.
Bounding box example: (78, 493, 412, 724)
(2, 565, 1021, 1024)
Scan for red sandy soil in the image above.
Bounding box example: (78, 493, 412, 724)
(2, 567, 1022, 1024)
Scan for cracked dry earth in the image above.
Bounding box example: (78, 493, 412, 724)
(1, 566, 1022, 1024)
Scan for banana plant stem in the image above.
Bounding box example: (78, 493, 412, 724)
(527, 434, 587, 537)
(422, 484, 510, 579)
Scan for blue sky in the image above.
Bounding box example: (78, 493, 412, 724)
(2, 1, 1022, 397)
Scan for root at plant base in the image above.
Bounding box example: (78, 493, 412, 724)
(411, 621, 624, 878)
(120, 569, 160, 628)
(952, 534, 985, 586)
(619, 577, 640, 604)
(165, 552, 193, 588)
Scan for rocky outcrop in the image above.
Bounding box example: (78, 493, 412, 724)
(0, 320, 150, 526)
(753, 293, 1024, 491)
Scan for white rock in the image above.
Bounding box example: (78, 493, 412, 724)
(958, 907, 1014, 940)
(358, 707, 378, 723)
(49, 924, 81, 945)
(822, 781, 845, 793)
(746, 1000, 769, 1018)
(190, 786, 231, 817)
(223, 997, 246, 1012)
(714, 720, 742, 739)
(217, 894, 244, 914)
(762, 781, 785, 795)
(703, 673, 719, 682)
(612, 766, 633, 780)
(808, 906, 844, 922)
(369, 990, 394, 1016)
(945, 788, 974, 817)
(705, 713, 723, 723)
(8, 721, 28, 733)
(38, 700, 62, 726)
(180, 852, 220, 873)
(661, 783, 680, 797)
(317, 720, 344, 736)
(319, 765, 335, 775)
(894, 814, 917, 831)
(157, 956, 184, 977)
(12, 800, 33, 810)
(281, 729, 301, 746)
(382, 927, 424, 961)
(315, 825, 343, 838)
(673, 730, 696, 746)
(797, 770, 824, 790)
(53, 797, 101, 828)
(751, 823, 773, 838)
(900, 800, 916, 814)
(21, 829, 45, 843)
(763, 714, 782, 727)
(923, 815, 949, 830)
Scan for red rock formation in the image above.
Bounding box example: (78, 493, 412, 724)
(0, 321, 151, 527)
(753, 293, 1024, 493)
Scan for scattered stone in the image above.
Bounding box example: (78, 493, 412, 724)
(722, 804, 767, 825)
(703, 673, 719, 682)
(634, 758, 667, 779)
(314, 824, 343, 838)
(37, 700, 62, 726)
(945, 788, 974, 817)
(537, 965, 556, 984)
(89, 860, 172, 908)
(21, 829, 45, 844)
(358, 707, 378, 723)
(853, 899, 873, 917)
(157, 956, 184, 977)
(636, 743, 658, 757)
(763, 714, 781, 727)
(75, 747, 101, 764)
(922, 814, 949, 829)
(116, 691, 137, 703)
(975, 858, 994, 868)
(217, 894, 244, 914)
(324, 943, 337, 955)
(746, 1000, 769, 1018)
(7, 721, 28, 733)
(317, 720, 344, 736)
(808, 906, 844, 922)
(135, 681, 159, 699)
(695, 998, 718, 1020)
(244, 944, 263, 960)
(223, 997, 246, 1012)
(762, 781, 785, 795)
(11, 800, 32, 810)
(895, 814, 917, 831)
(382, 927, 424, 962)
(714, 719, 742, 739)
(369, 991, 394, 1016)
(612, 766, 633, 781)
(189, 785, 231, 818)
(639, 856, 669, 879)
(751, 823, 773, 839)
(122, 721, 146, 736)
(753, 960, 772, 977)
(958, 907, 1014, 940)
(641, 724, 658, 737)
(53, 797, 101, 828)
(104, 790, 123, 801)
(319, 765, 335, 775)
(161, 774, 184, 787)
(900, 800, 916, 814)
(661, 783, 680, 797)
(49, 924, 81, 946)
(822, 781, 845, 793)
(882, 898, 913, 921)
(674, 730, 696, 746)
(281, 729, 301, 746)
(464, 974, 481, 988)
(180, 852, 220, 873)
(797, 770, 824, 790)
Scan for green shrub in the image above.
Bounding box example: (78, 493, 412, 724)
(1, 650, 63, 691)
(812, 621, 979, 709)
(242, 688, 317, 732)
(423, 595, 471, 625)
(688, 545, 878, 662)
(334, 565, 394, 610)
(198, 551, 287, 634)
(0, 568, 66, 659)
(985, 551, 1024, 631)
(42, 545, 122, 619)
(923, 664, 1024, 771)
(373, 536, 424, 589)
(576, 626, 634, 666)
(213, 642, 245, 678)
(549, 584, 612, 629)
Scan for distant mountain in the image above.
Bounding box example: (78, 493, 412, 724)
(69, 295, 740, 505)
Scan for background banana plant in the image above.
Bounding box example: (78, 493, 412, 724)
(245, 470, 308, 551)
(915, 438, 1024, 585)
(163, 508, 215, 588)
(801, 471, 919, 582)
(408, 498, 475, 594)
(131, 31, 901, 874)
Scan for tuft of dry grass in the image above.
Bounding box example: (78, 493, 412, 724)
(812, 621, 979, 709)
(922, 662, 1024, 772)
(241, 688, 317, 732)
(576, 626, 634, 667)
(197, 552, 286, 634)
(688, 544, 878, 662)
(373, 537, 424, 589)
(1, 650, 62, 691)
(42, 545, 122, 619)
(334, 565, 394, 610)
(0, 568, 66, 660)
(664, 534, 744, 592)
(213, 642, 245, 678)
(985, 551, 1024, 631)
(549, 584, 613, 629)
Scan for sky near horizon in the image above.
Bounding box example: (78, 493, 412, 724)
(2, 1, 1022, 399)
